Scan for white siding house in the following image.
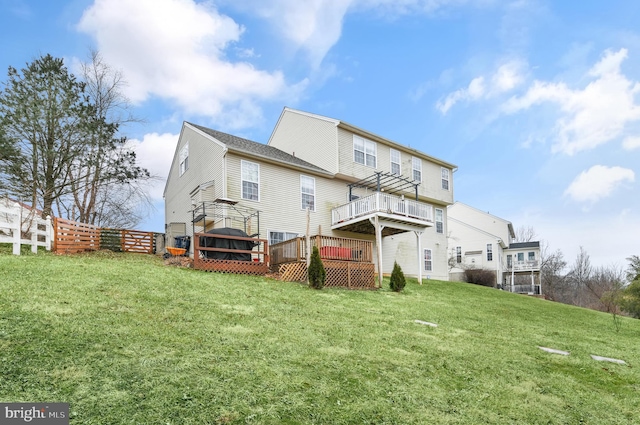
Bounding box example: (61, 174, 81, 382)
(447, 202, 542, 294)
(164, 108, 457, 281)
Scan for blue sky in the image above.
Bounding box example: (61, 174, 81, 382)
(1, 0, 639, 268)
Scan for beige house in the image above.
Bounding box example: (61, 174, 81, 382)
(164, 107, 457, 281)
(447, 202, 541, 294)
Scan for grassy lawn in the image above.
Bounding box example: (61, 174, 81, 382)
(1, 249, 639, 424)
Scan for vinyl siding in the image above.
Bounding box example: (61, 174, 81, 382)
(337, 127, 454, 205)
(225, 152, 366, 240)
(164, 125, 226, 243)
(381, 213, 450, 280)
(268, 109, 339, 174)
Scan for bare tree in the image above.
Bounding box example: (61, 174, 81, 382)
(67, 50, 151, 228)
(514, 225, 538, 242)
(539, 242, 568, 302)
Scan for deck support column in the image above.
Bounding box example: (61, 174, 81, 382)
(414, 230, 423, 284)
(371, 216, 384, 288)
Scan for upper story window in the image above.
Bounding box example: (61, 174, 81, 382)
(456, 246, 462, 263)
(528, 252, 535, 261)
(412, 157, 422, 182)
(507, 254, 512, 268)
(179, 143, 189, 176)
(390, 149, 401, 175)
(300, 175, 316, 211)
(517, 252, 524, 262)
(241, 160, 260, 201)
(353, 135, 376, 168)
(441, 168, 450, 190)
(435, 208, 444, 234)
(487, 244, 493, 261)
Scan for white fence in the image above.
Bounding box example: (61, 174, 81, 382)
(0, 201, 52, 255)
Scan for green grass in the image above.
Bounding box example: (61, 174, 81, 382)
(1, 249, 639, 424)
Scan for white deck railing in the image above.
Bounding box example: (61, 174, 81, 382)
(331, 192, 433, 226)
(508, 260, 540, 271)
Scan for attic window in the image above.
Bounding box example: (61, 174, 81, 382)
(179, 143, 189, 176)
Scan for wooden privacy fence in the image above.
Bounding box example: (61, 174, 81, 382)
(0, 201, 52, 255)
(53, 217, 156, 254)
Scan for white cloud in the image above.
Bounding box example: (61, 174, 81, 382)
(623, 136, 640, 150)
(437, 59, 525, 114)
(228, 0, 489, 68)
(504, 48, 640, 155)
(128, 132, 179, 201)
(564, 165, 635, 203)
(77, 0, 303, 129)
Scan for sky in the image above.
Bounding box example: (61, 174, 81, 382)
(1, 0, 639, 269)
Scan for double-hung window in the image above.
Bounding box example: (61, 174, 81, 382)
(456, 246, 462, 263)
(487, 244, 493, 261)
(354, 135, 376, 168)
(300, 175, 316, 211)
(424, 249, 433, 271)
(435, 208, 444, 234)
(412, 157, 422, 182)
(528, 252, 535, 261)
(179, 143, 189, 176)
(390, 149, 401, 175)
(441, 168, 450, 190)
(241, 160, 259, 201)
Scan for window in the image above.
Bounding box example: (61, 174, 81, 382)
(300, 175, 316, 211)
(517, 252, 524, 262)
(390, 149, 401, 175)
(456, 246, 462, 263)
(241, 160, 259, 201)
(487, 244, 493, 261)
(528, 252, 535, 261)
(179, 143, 189, 176)
(412, 157, 422, 182)
(353, 135, 376, 168)
(507, 254, 512, 268)
(269, 231, 298, 246)
(424, 249, 432, 271)
(441, 168, 450, 190)
(435, 208, 444, 234)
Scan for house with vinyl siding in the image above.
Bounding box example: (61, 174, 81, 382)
(447, 202, 542, 294)
(163, 107, 457, 281)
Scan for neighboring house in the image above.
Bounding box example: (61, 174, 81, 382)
(447, 202, 542, 295)
(164, 107, 457, 281)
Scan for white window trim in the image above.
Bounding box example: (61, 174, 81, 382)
(435, 208, 444, 234)
(268, 230, 299, 246)
(441, 167, 450, 191)
(241, 160, 260, 202)
(353, 135, 377, 168)
(487, 243, 493, 261)
(300, 175, 316, 211)
(424, 248, 433, 272)
(390, 148, 401, 175)
(179, 143, 189, 176)
(412, 156, 422, 182)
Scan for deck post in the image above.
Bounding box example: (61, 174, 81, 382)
(414, 230, 423, 284)
(371, 215, 384, 288)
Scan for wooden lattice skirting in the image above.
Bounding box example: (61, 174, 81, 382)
(277, 261, 376, 289)
(194, 258, 269, 275)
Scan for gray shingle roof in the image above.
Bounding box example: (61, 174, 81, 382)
(188, 122, 331, 175)
(508, 241, 540, 249)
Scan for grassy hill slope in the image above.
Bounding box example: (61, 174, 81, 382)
(1, 251, 638, 424)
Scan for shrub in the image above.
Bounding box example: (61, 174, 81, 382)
(389, 261, 406, 292)
(463, 267, 496, 287)
(308, 246, 326, 289)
